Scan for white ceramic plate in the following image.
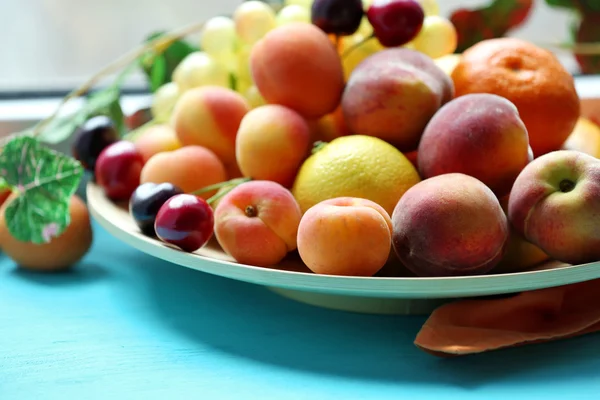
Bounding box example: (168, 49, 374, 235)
(87, 182, 600, 315)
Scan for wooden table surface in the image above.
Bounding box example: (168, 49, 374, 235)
(1, 221, 600, 399)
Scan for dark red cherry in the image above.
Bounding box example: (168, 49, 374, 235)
(311, 0, 364, 36)
(367, 0, 425, 47)
(129, 182, 184, 236)
(95, 141, 144, 201)
(154, 194, 214, 253)
(72, 116, 119, 172)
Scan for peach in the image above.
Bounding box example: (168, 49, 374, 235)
(236, 105, 311, 187)
(0, 189, 10, 208)
(297, 197, 393, 276)
(250, 23, 345, 119)
(214, 180, 302, 266)
(170, 86, 250, 166)
(133, 124, 182, 162)
(0, 194, 93, 271)
(392, 173, 509, 277)
(417, 93, 531, 198)
(562, 117, 600, 158)
(140, 145, 227, 199)
(341, 48, 454, 152)
(508, 150, 600, 265)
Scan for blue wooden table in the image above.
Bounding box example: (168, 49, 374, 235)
(2, 221, 599, 399)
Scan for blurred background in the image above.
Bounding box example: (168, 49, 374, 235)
(0, 0, 584, 96)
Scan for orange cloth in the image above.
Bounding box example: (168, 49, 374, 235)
(414, 278, 600, 357)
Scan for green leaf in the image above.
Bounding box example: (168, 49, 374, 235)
(150, 55, 167, 92)
(36, 112, 87, 144)
(141, 31, 198, 92)
(0, 136, 83, 244)
(545, 0, 578, 10)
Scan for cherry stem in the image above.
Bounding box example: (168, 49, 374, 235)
(341, 34, 376, 59)
(192, 177, 251, 196)
(123, 118, 160, 141)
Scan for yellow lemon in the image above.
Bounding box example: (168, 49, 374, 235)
(291, 135, 421, 215)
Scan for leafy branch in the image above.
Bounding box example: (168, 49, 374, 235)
(0, 20, 208, 243)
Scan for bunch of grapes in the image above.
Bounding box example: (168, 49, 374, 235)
(150, 0, 458, 123)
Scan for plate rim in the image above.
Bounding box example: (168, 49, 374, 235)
(86, 182, 600, 299)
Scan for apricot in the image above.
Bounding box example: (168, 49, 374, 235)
(133, 124, 182, 163)
(0, 194, 93, 271)
(170, 86, 250, 166)
(250, 23, 345, 119)
(309, 104, 351, 143)
(341, 48, 454, 152)
(236, 105, 311, 187)
(494, 197, 549, 274)
(562, 117, 600, 158)
(214, 180, 302, 267)
(392, 173, 509, 277)
(297, 197, 393, 276)
(418, 93, 531, 198)
(140, 145, 227, 199)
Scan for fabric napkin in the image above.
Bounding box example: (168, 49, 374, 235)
(414, 278, 600, 357)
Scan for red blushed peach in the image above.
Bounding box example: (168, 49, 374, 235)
(236, 105, 311, 187)
(133, 124, 182, 162)
(140, 145, 227, 199)
(250, 23, 345, 119)
(297, 197, 393, 276)
(214, 180, 302, 267)
(508, 150, 600, 265)
(417, 93, 530, 198)
(392, 173, 509, 277)
(170, 86, 251, 165)
(341, 48, 453, 152)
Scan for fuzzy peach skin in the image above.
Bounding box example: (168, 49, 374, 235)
(140, 145, 227, 199)
(297, 197, 393, 276)
(170, 86, 250, 166)
(214, 180, 302, 267)
(417, 93, 531, 198)
(341, 48, 454, 152)
(392, 173, 510, 277)
(236, 105, 311, 187)
(508, 150, 600, 265)
(134, 124, 182, 162)
(250, 23, 345, 119)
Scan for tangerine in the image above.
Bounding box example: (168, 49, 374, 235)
(451, 38, 580, 157)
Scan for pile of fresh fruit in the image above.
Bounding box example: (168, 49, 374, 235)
(7, 0, 599, 277)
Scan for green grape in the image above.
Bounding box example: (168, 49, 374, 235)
(172, 51, 230, 92)
(276, 4, 311, 25)
(212, 50, 238, 74)
(411, 16, 457, 59)
(244, 85, 266, 109)
(356, 16, 373, 38)
(151, 82, 181, 122)
(201, 16, 237, 57)
(416, 0, 439, 16)
(234, 1, 277, 45)
(236, 44, 253, 85)
(284, 0, 313, 8)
